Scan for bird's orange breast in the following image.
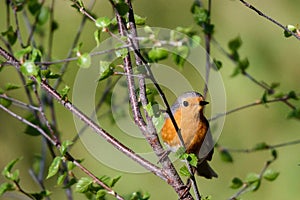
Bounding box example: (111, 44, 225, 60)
(161, 110, 209, 155)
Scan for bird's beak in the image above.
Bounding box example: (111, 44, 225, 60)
(200, 101, 209, 106)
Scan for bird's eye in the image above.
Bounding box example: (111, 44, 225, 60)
(199, 101, 209, 106)
(183, 101, 189, 107)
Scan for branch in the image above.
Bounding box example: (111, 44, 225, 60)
(239, 0, 300, 41)
(0, 104, 124, 200)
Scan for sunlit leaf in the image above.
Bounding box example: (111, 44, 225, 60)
(46, 156, 62, 179)
(76, 177, 93, 193)
(263, 169, 279, 181)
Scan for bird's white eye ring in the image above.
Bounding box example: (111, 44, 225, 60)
(183, 100, 189, 107)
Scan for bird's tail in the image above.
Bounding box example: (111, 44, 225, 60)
(196, 160, 218, 179)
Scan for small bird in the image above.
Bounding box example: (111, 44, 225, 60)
(161, 91, 217, 179)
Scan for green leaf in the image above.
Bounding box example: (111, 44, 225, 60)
(67, 160, 76, 171)
(238, 57, 249, 71)
(263, 169, 279, 181)
(5, 83, 20, 91)
(23, 114, 43, 136)
(134, 14, 146, 25)
(76, 177, 93, 193)
(115, 3, 129, 16)
(287, 108, 300, 120)
(51, 20, 59, 31)
(271, 149, 278, 160)
(192, 6, 209, 25)
(175, 147, 186, 158)
(1, 26, 17, 45)
(15, 46, 32, 59)
(284, 25, 297, 38)
(253, 142, 268, 150)
(249, 179, 261, 191)
(28, 0, 42, 15)
(172, 46, 189, 67)
(30, 190, 51, 200)
(287, 90, 298, 100)
(46, 156, 62, 179)
(0, 182, 15, 196)
(60, 140, 73, 155)
(230, 177, 243, 189)
(219, 148, 233, 163)
(37, 7, 49, 25)
(96, 189, 107, 199)
(95, 17, 111, 29)
(20, 61, 39, 76)
(129, 191, 150, 200)
(152, 111, 164, 132)
(180, 153, 198, 167)
(148, 48, 168, 62)
(98, 61, 114, 81)
(115, 45, 128, 59)
(213, 59, 222, 70)
(228, 36, 242, 52)
(58, 85, 70, 100)
(245, 173, 260, 184)
(77, 53, 91, 69)
(179, 166, 190, 177)
(108, 175, 121, 187)
(2, 158, 21, 180)
(57, 172, 67, 186)
(190, 35, 201, 47)
(0, 98, 12, 108)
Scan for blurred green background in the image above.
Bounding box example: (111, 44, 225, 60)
(1, 0, 300, 199)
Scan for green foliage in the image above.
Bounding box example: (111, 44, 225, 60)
(230, 177, 243, 189)
(46, 156, 62, 179)
(263, 169, 279, 181)
(95, 17, 112, 29)
(179, 153, 198, 167)
(148, 47, 168, 62)
(77, 53, 91, 68)
(98, 61, 115, 81)
(128, 191, 150, 200)
(219, 148, 233, 163)
(58, 85, 70, 100)
(1, 26, 17, 45)
(60, 140, 73, 155)
(2, 158, 21, 182)
(284, 25, 298, 37)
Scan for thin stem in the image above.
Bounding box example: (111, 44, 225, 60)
(0, 104, 124, 200)
(239, 0, 300, 41)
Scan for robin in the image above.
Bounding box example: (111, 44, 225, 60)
(161, 91, 218, 179)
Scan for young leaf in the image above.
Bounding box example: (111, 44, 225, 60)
(5, 83, 20, 91)
(0, 98, 12, 108)
(60, 140, 73, 155)
(76, 177, 93, 193)
(95, 17, 111, 29)
(94, 29, 101, 47)
(58, 85, 70, 100)
(245, 173, 259, 183)
(213, 59, 222, 70)
(57, 172, 67, 186)
(263, 169, 279, 181)
(15, 46, 32, 59)
(2, 158, 21, 179)
(179, 166, 190, 177)
(228, 36, 242, 52)
(172, 45, 189, 67)
(77, 53, 91, 69)
(148, 48, 168, 62)
(0, 182, 15, 196)
(37, 7, 49, 25)
(219, 148, 233, 163)
(253, 142, 268, 150)
(1, 26, 17, 45)
(115, 3, 129, 16)
(96, 189, 107, 199)
(98, 61, 114, 81)
(20, 61, 39, 76)
(134, 14, 146, 25)
(230, 177, 243, 189)
(46, 156, 62, 179)
(284, 25, 297, 38)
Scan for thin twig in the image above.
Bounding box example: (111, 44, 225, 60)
(0, 104, 124, 200)
(239, 0, 300, 41)
(210, 95, 295, 121)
